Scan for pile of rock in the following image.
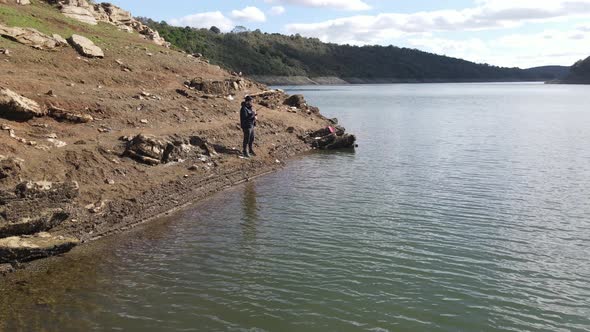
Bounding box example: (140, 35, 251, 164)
(1, 87, 94, 125)
(49, 0, 169, 47)
(304, 124, 357, 150)
(185, 77, 251, 96)
(0, 23, 67, 50)
(0, 180, 80, 265)
(122, 134, 221, 166)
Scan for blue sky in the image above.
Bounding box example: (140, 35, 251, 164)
(109, 0, 590, 68)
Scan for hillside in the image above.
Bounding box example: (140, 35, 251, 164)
(559, 56, 590, 84)
(0, 0, 347, 274)
(523, 66, 570, 80)
(142, 19, 559, 84)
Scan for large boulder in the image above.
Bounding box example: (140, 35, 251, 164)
(124, 134, 171, 165)
(0, 209, 69, 239)
(0, 87, 45, 121)
(185, 78, 249, 95)
(0, 180, 78, 239)
(60, 5, 97, 25)
(305, 125, 357, 150)
(284, 94, 307, 109)
(0, 232, 79, 263)
(0, 24, 61, 50)
(95, 3, 133, 25)
(67, 34, 104, 58)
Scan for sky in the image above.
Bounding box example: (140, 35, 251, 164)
(108, 0, 590, 68)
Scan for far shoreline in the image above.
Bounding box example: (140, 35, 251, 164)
(250, 75, 556, 86)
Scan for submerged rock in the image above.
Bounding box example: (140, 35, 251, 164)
(67, 34, 104, 58)
(0, 232, 79, 264)
(0, 87, 45, 121)
(305, 125, 356, 150)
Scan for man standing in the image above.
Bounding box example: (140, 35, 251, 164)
(240, 96, 257, 157)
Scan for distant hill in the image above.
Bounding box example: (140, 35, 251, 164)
(559, 56, 590, 84)
(140, 19, 562, 84)
(524, 66, 570, 80)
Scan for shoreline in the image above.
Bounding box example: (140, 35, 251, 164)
(251, 75, 549, 86)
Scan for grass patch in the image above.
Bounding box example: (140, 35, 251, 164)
(0, 2, 148, 48)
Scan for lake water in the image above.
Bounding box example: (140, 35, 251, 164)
(2, 83, 590, 331)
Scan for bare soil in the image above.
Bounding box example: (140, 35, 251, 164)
(0, 2, 333, 247)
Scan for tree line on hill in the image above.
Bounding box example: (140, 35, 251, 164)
(138, 18, 579, 83)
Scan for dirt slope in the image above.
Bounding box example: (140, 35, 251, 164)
(0, 0, 341, 270)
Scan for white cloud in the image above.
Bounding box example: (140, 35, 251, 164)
(266, 0, 370, 11)
(170, 11, 234, 31)
(270, 6, 286, 15)
(407, 29, 590, 68)
(283, 0, 590, 66)
(285, 0, 590, 44)
(231, 6, 267, 23)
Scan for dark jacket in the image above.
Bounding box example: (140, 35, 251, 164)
(240, 102, 256, 129)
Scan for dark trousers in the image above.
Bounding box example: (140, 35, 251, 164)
(242, 127, 255, 152)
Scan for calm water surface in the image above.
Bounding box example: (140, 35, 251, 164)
(1, 83, 590, 331)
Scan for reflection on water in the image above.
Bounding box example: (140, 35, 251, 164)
(1, 83, 590, 331)
(241, 181, 259, 245)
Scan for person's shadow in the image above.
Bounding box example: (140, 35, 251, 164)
(241, 181, 259, 245)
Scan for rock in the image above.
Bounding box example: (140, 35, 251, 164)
(105, 179, 115, 185)
(0, 233, 79, 264)
(0, 209, 69, 239)
(188, 165, 199, 171)
(95, 3, 133, 24)
(0, 24, 61, 50)
(284, 94, 307, 109)
(0, 0, 29, 5)
(0, 156, 23, 180)
(47, 138, 67, 148)
(0, 263, 14, 276)
(52, 34, 68, 46)
(14, 180, 79, 201)
(185, 78, 249, 95)
(286, 126, 295, 133)
(124, 134, 168, 165)
(328, 118, 339, 125)
(60, 5, 97, 25)
(308, 106, 320, 114)
(305, 126, 356, 150)
(0, 87, 45, 121)
(48, 106, 93, 123)
(0, 180, 78, 237)
(85, 200, 106, 214)
(67, 34, 104, 58)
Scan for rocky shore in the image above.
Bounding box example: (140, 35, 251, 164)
(0, 0, 355, 275)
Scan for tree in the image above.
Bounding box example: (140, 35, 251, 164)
(209, 26, 221, 34)
(231, 26, 249, 34)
